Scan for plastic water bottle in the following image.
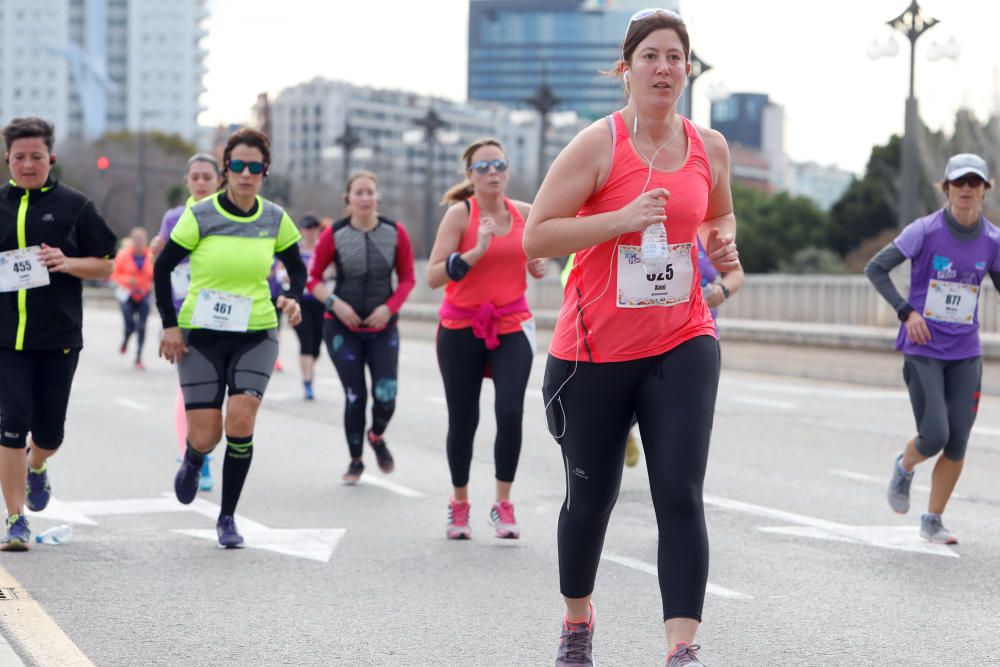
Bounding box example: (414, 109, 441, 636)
(641, 223, 669, 276)
(34, 525, 73, 545)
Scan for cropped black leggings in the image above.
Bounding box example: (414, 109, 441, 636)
(436, 325, 533, 488)
(542, 335, 720, 622)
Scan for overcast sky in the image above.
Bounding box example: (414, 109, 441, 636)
(200, 0, 1000, 175)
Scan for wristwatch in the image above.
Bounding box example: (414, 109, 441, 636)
(324, 294, 337, 312)
(897, 304, 915, 322)
(718, 283, 731, 300)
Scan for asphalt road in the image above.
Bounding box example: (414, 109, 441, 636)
(1, 304, 998, 666)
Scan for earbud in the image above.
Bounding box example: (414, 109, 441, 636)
(624, 70, 630, 81)
(49, 156, 56, 165)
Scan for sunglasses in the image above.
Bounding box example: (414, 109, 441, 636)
(628, 8, 684, 25)
(227, 159, 266, 175)
(949, 175, 986, 188)
(468, 159, 509, 174)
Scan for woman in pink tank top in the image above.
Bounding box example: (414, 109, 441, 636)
(523, 10, 741, 667)
(427, 138, 547, 542)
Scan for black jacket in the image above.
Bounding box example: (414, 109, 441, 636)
(0, 179, 117, 350)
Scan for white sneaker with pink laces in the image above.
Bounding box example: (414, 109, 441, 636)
(489, 500, 520, 539)
(447, 497, 471, 540)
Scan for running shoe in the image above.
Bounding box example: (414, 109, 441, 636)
(216, 514, 244, 549)
(489, 500, 520, 539)
(304, 381, 315, 401)
(26, 464, 51, 512)
(174, 455, 202, 504)
(447, 497, 471, 540)
(199, 457, 213, 492)
(888, 452, 914, 514)
(119, 340, 127, 355)
(368, 431, 395, 473)
(624, 431, 640, 468)
(920, 513, 958, 544)
(666, 643, 704, 666)
(1, 514, 31, 552)
(342, 459, 364, 484)
(274, 358, 283, 372)
(134, 359, 145, 370)
(555, 602, 595, 666)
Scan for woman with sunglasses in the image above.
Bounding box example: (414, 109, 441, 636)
(152, 153, 222, 490)
(307, 171, 415, 483)
(428, 138, 547, 540)
(867, 153, 999, 545)
(524, 9, 740, 666)
(153, 128, 306, 549)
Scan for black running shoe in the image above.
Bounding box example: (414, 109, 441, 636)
(342, 459, 364, 484)
(368, 431, 395, 474)
(216, 515, 244, 549)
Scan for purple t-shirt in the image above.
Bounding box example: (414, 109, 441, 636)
(893, 208, 1000, 359)
(158, 204, 190, 311)
(697, 237, 719, 322)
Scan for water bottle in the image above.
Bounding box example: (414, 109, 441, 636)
(34, 524, 73, 545)
(641, 223, 669, 276)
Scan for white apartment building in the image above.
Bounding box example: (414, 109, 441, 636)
(0, 0, 208, 144)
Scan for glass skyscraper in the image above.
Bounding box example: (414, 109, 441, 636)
(467, 0, 680, 120)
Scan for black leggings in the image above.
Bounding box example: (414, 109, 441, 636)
(903, 354, 982, 460)
(436, 325, 533, 488)
(121, 297, 150, 358)
(294, 299, 324, 358)
(0, 348, 81, 450)
(324, 318, 399, 458)
(542, 335, 720, 622)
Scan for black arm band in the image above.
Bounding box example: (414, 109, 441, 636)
(446, 252, 471, 281)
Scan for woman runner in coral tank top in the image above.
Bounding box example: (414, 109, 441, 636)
(524, 10, 741, 667)
(427, 138, 547, 542)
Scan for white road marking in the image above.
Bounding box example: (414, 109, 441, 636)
(704, 493, 958, 558)
(0, 565, 92, 666)
(972, 426, 1000, 437)
(735, 380, 908, 401)
(113, 397, 148, 411)
(526, 388, 544, 399)
(359, 475, 427, 498)
(732, 397, 796, 410)
(425, 396, 447, 405)
(25, 498, 98, 525)
(39, 495, 344, 562)
(829, 469, 968, 500)
(602, 552, 752, 600)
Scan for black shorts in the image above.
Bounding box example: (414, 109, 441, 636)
(177, 329, 279, 410)
(0, 348, 81, 450)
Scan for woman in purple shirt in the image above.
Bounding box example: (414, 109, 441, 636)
(151, 153, 222, 490)
(866, 153, 999, 544)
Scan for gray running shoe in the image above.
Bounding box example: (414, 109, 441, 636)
(555, 603, 594, 666)
(920, 514, 958, 544)
(887, 452, 914, 514)
(666, 643, 704, 666)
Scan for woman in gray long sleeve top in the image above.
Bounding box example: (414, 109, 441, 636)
(864, 152, 999, 546)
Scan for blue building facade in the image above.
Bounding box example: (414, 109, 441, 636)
(467, 0, 679, 120)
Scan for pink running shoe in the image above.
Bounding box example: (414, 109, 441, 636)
(489, 500, 520, 539)
(447, 498, 471, 540)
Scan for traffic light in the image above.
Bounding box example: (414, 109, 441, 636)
(96, 156, 110, 172)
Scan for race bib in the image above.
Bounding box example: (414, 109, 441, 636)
(616, 243, 694, 308)
(923, 279, 978, 325)
(0, 246, 49, 293)
(170, 266, 191, 301)
(520, 317, 537, 354)
(191, 289, 252, 332)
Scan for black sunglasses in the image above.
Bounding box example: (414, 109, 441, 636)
(949, 175, 985, 188)
(468, 159, 509, 174)
(227, 159, 266, 175)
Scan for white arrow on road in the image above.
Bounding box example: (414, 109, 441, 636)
(705, 494, 958, 558)
(28, 494, 345, 563)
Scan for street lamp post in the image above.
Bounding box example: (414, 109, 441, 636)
(526, 83, 561, 189)
(681, 50, 712, 120)
(887, 0, 940, 228)
(334, 122, 362, 181)
(412, 108, 447, 257)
